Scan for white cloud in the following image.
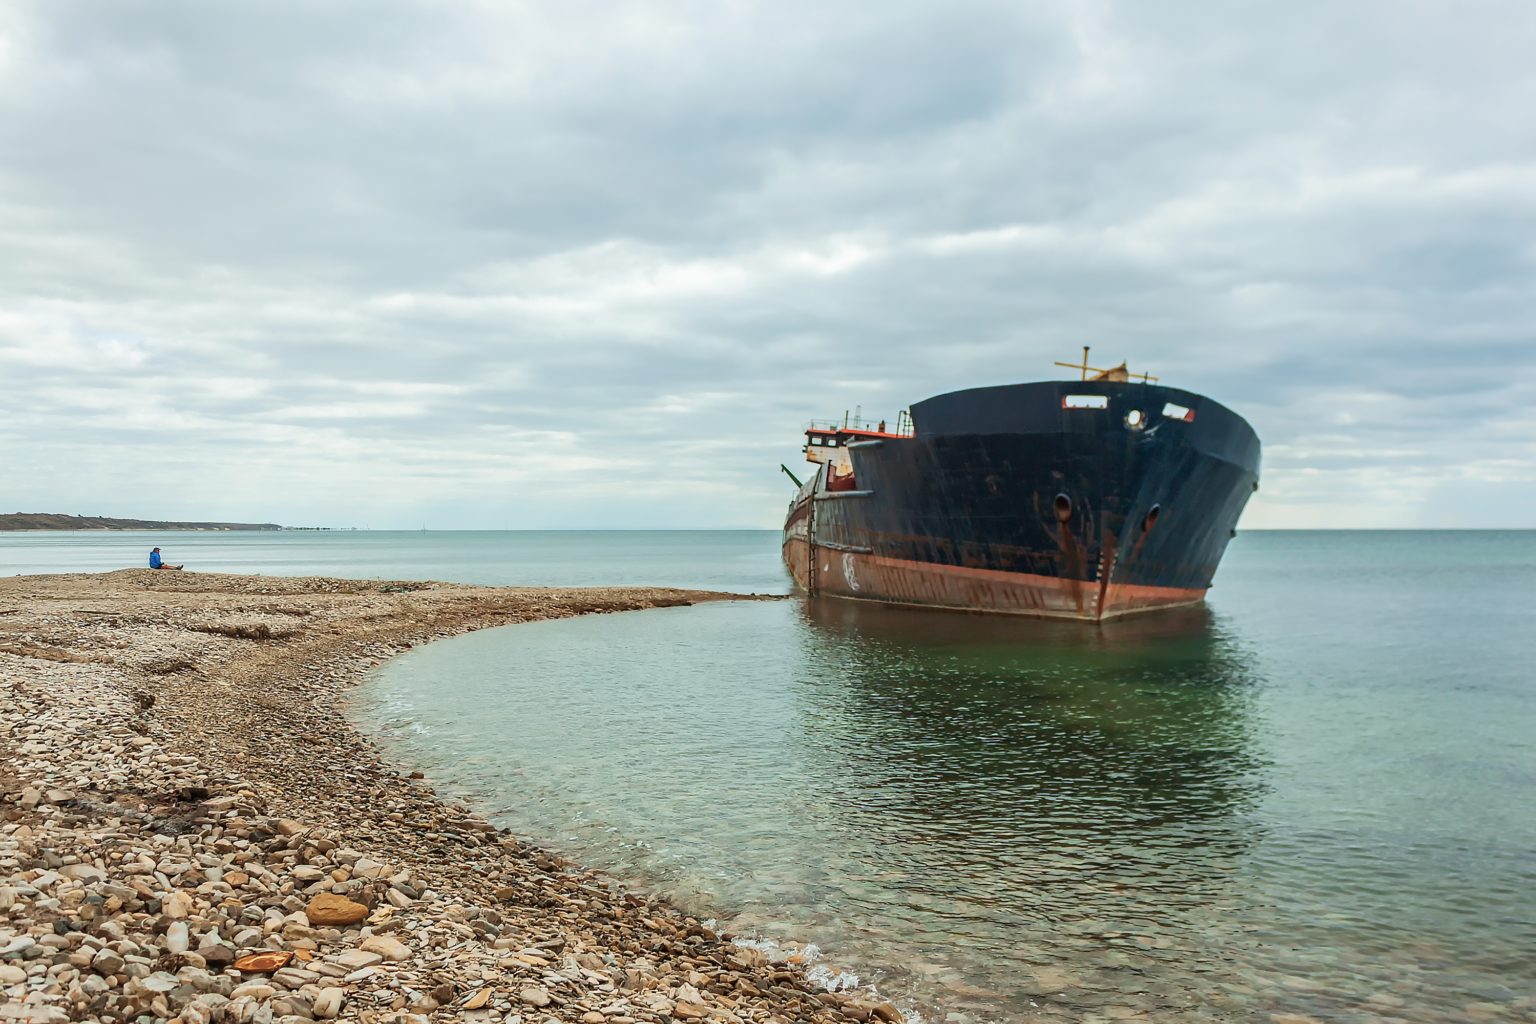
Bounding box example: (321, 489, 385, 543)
(1, 0, 1534, 528)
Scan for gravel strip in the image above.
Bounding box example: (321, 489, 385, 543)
(0, 570, 895, 1024)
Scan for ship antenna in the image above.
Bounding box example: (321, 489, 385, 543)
(1054, 345, 1092, 381)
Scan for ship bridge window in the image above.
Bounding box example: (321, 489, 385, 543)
(1162, 402, 1195, 422)
(1062, 394, 1109, 410)
(810, 436, 824, 445)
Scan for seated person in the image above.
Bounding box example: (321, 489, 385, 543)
(148, 547, 184, 571)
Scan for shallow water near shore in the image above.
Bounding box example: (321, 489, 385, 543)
(352, 531, 1536, 1023)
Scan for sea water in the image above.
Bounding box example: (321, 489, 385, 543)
(0, 529, 784, 592)
(7, 529, 1533, 1021)
(353, 531, 1536, 1023)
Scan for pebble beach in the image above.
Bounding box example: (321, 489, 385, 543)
(0, 570, 889, 1024)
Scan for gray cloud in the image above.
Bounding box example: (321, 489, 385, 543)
(2, 0, 1534, 529)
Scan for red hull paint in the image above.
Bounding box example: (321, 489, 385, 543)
(782, 537, 1205, 622)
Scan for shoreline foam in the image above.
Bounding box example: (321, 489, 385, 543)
(0, 570, 894, 1024)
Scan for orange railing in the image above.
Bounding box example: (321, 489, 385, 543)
(807, 410, 913, 436)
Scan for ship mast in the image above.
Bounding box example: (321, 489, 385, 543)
(1054, 346, 1158, 383)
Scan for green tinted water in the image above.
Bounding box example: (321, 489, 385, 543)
(115, 529, 1531, 1023)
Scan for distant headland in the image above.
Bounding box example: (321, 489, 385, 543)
(0, 512, 287, 531)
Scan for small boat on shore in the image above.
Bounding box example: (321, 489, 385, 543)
(780, 351, 1262, 622)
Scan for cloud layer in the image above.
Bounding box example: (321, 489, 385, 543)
(3, 0, 1534, 528)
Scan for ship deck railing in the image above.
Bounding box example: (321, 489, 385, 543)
(806, 417, 914, 438)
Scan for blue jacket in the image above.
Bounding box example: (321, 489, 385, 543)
(149, 551, 162, 568)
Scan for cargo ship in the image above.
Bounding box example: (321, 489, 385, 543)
(780, 351, 1261, 621)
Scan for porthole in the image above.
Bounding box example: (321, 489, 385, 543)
(1126, 409, 1146, 429)
(1053, 493, 1073, 523)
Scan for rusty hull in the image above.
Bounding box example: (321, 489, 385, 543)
(783, 536, 1205, 622)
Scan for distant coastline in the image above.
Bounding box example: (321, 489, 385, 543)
(0, 512, 287, 531)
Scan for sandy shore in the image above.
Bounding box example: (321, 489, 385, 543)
(0, 571, 892, 1024)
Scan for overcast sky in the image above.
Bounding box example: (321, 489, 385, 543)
(2, 1, 1533, 529)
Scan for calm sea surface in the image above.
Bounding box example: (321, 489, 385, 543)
(0, 530, 785, 592)
(6, 530, 1533, 1022)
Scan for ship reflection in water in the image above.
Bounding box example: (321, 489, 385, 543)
(793, 597, 1263, 832)
(773, 598, 1267, 1020)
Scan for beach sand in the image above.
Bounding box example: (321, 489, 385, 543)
(0, 570, 890, 1024)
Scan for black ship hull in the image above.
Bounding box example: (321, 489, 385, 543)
(782, 380, 1261, 621)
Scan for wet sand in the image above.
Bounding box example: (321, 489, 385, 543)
(0, 570, 894, 1024)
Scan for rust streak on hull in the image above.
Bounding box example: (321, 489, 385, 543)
(1095, 529, 1119, 620)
